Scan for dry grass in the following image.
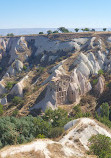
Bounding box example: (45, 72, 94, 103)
(47, 143, 65, 158)
(4, 150, 45, 158)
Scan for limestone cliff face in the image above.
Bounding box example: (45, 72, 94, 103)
(0, 33, 111, 112)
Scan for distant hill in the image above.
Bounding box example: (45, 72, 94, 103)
(0, 28, 109, 36)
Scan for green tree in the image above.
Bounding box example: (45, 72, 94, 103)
(0, 104, 3, 116)
(47, 30, 52, 34)
(0, 67, 2, 72)
(7, 33, 14, 37)
(89, 134, 111, 158)
(103, 28, 107, 31)
(5, 82, 14, 90)
(12, 96, 24, 106)
(43, 108, 69, 127)
(91, 29, 95, 32)
(53, 30, 59, 33)
(100, 102, 109, 118)
(83, 28, 90, 31)
(58, 27, 69, 33)
(98, 69, 104, 75)
(39, 32, 43, 34)
(75, 28, 79, 32)
(23, 65, 27, 70)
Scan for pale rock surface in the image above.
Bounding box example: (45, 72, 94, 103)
(67, 82, 80, 103)
(1, 118, 111, 158)
(0, 81, 6, 96)
(61, 118, 111, 150)
(14, 60, 23, 71)
(10, 75, 29, 97)
(7, 60, 23, 76)
(15, 37, 27, 52)
(95, 75, 105, 94)
(0, 97, 7, 105)
(30, 86, 57, 112)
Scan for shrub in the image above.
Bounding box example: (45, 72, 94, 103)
(5, 82, 14, 90)
(47, 30, 52, 34)
(92, 79, 98, 85)
(103, 28, 107, 31)
(0, 104, 3, 116)
(0, 67, 2, 72)
(48, 127, 64, 138)
(75, 28, 79, 32)
(89, 134, 111, 158)
(39, 32, 43, 34)
(83, 28, 90, 31)
(0, 115, 51, 148)
(100, 102, 109, 118)
(53, 30, 59, 33)
(23, 65, 27, 70)
(73, 105, 81, 113)
(7, 33, 14, 37)
(12, 109, 19, 116)
(37, 134, 45, 139)
(43, 108, 70, 127)
(58, 27, 69, 33)
(98, 69, 104, 75)
(12, 96, 24, 106)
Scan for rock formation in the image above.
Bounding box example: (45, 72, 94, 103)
(95, 75, 105, 94)
(0, 118, 111, 158)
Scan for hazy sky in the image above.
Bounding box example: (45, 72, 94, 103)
(0, 0, 111, 29)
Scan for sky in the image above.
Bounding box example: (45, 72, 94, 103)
(0, 0, 111, 29)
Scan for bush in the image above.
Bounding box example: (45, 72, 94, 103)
(12, 96, 24, 106)
(37, 134, 45, 139)
(0, 115, 51, 148)
(92, 79, 98, 85)
(53, 30, 59, 33)
(12, 109, 19, 116)
(0, 104, 3, 116)
(82, 28, 90, 32)
(58, 27, 69, 33)
(75, 28, 79, 32)
(103, 28, 107, 31)
(7, 33, 14, 37)
(0, 67, 2, 72)
(39, 32, 43, 34)
(89, 134, 111, 158)
(47, 30, 52, 34)
(23, 65, 27, 70)
(43, 108, 70, 127)
(98, 69, 104, 75)
(48, 127, 64, 138)
(100, 102, 109, 118)
(5, 82, 14, 90)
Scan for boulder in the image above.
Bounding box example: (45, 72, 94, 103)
(30, 85, 57, 112)
(0, 83, 6, 96)
(15, 60, 23, 72)
(10, 83, 23, 97)
(67, 82, 80, 103)
(95, 76, 105, 94)
(77, 61, 90, 78)
(7, 60, 23, 76)
(1, 97, 7, 105)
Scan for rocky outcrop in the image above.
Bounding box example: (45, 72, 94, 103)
(31, 48, 109, 111)
(67, 82, 80, 103)
(0, 81, 6, 96)
(1, 118, 111, 158)
(95, 75, 105, 94)
(0, 34, 111, 111)
(0, 97, 7, 105)
(10, 75, 29, 97)
(6, 60, 23, 76)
